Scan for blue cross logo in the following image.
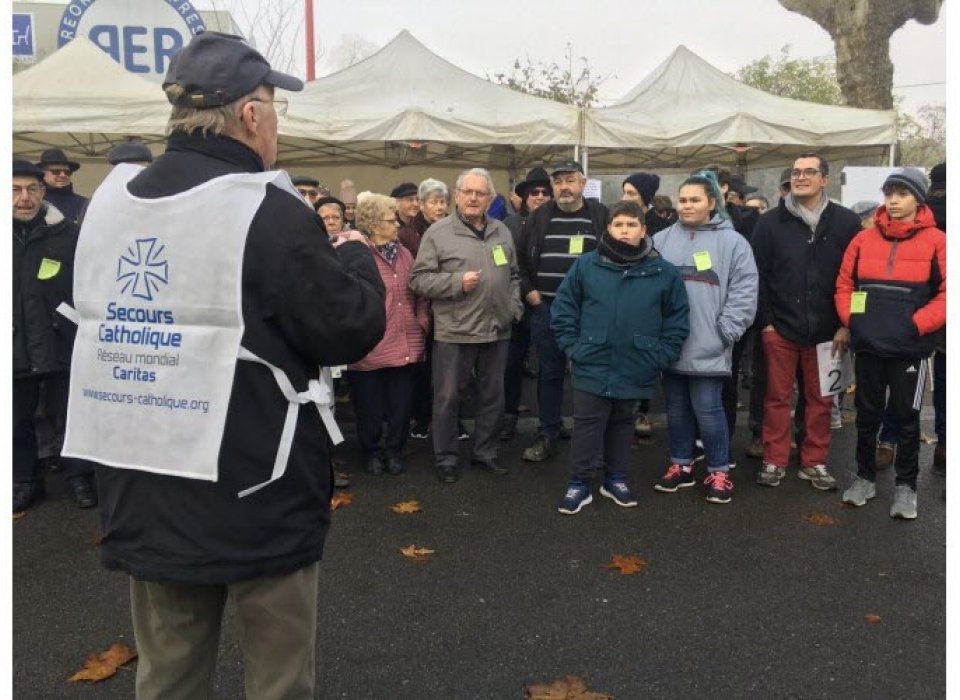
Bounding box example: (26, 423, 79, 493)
(117, 238, 169, 301)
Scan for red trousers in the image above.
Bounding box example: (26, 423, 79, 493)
(761, 329, 833, 468)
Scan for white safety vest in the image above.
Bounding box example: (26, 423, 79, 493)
(61, 164, 342, 498)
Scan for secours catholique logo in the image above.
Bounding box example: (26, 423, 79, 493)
(117, 237, 169, 301)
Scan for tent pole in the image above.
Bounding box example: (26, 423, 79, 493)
(889, 142, 896, 166)
(582, 146, 589, 176)
(574, 144, 580, 162)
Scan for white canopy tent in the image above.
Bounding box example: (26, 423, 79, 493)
(12, 38, 172, 161)
(582, 45, 897, 172)
(280, 30, 582, 171)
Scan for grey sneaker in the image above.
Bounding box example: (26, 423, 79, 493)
(798, 464, 838, 491)
(890, 484, 918, 519)
(842, 476, 877, 506)
(522, 434, 556, 462)
(756, 462, 786, 487)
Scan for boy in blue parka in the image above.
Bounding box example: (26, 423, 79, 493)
(551, 201, 689, 514)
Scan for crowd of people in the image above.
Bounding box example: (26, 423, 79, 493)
(11, 30, 947, 698)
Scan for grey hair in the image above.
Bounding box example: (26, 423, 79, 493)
(354, 191, 397, 236)
(418, 178, 449, 203)
(455, 168, 496, 198)
(165, 84, 261, 136)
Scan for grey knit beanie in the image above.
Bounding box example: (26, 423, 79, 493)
(883, 167, 928, 203)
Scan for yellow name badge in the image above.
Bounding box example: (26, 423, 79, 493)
(569, 235, 585, 255)
(850, 291, 867, 314)
(38, 258, 61, 280)
(693, 251, 712, 271)
(492, 244, 508, 266)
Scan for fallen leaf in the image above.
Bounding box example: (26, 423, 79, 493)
(524, 674, 612, 699)
(864, 614, 882, 624)
(330, 492, 353, 511)
(391, 500, 423, 514)
(804, 513, 836, 526)
(13, 512, 25, 521)
(605, 554, 647, 575)
(69, 643, 137, 683)
(400, 544, 435, 562)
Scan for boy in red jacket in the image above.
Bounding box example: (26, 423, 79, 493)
(835, 167, 945, 519)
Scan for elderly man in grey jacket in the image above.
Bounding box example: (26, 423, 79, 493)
(410, 168, 523, 483)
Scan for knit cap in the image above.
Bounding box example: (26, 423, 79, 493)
(622, 172, 660, 207)
(883, 167, 928, 203)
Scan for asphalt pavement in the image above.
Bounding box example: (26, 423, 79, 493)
(12, 379, 946, 698)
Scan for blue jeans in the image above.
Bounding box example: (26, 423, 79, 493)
(662, 373, 729, 472)
(530, 301, 567, 440)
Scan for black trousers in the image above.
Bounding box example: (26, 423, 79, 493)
(722, 331, 750, 438)
(13, 373, 91, 483)
(409, 329, 433, 425)
(570, 390, 635, 482)
(855, 352, 926, 489)
(348, 365, 416, 456)
(503, 310, 531, 416)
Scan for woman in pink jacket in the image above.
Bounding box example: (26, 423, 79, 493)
(349, 192, 430, 475)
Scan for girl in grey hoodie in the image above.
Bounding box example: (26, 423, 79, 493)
(651, 172, 758, 504)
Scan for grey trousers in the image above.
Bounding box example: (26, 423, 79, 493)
(130, 562, 319, 700)
(432, 339, 509, 465)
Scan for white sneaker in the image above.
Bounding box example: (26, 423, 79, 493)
(890, 484, 918, 519)
(842, 477, 877, 506)
(798, 464, 837, 491)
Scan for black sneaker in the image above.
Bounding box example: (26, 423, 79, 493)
(654, 464, 696, 493)
(704, 471, 734, 504)
(522, 435, 555, 462)
(409, 420, 430, 439)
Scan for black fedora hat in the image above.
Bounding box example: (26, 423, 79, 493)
(36, 148, 81, 172)
(514, 166, 551, 197)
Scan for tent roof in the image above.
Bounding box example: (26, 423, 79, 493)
(280, 30, 580, 168)
(13, 38, 172, 158)
(583, 45, 896, 171)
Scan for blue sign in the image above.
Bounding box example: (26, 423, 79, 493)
(57, 0, 207, 79)
(13, 13, 35, 58)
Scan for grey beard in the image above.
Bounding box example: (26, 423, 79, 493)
(555, 196, 584, 213)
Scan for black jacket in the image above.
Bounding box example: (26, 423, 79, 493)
(42, 184, 88, 222)
(516, 197, 609, 299)
(13, 204, 78, 377)
(96, 131, 386, 584)
(751, 198, 861, 345)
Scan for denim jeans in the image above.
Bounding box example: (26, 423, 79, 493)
(530, 301, 567, 440)
(662, 373, 729, 472)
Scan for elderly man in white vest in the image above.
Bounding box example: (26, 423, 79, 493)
(62, 31, 385, 699)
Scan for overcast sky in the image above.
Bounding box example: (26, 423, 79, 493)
(198, 0, 946, 116)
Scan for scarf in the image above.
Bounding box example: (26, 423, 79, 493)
(376, 241, 400, 265)
(784, 192, 829, 233)
(597, 232, 650, 266)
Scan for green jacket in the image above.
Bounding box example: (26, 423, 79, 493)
(551, 244, 689, 400)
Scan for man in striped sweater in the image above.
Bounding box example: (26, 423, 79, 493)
(516, 160, 609, 462)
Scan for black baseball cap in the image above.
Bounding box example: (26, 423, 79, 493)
(163, 31, 303, 108)
(550, 159, 584, 177)
(728, 174, 758, 196)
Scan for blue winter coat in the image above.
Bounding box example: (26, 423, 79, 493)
(551, 245, 689, 400)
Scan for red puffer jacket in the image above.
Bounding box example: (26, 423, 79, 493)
(836, 205, 945, 358)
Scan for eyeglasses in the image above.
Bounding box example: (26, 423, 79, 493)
(790, 168, 822, 179)
(13, 185, 42, 196)
(246, 97, 288, 117)
(528, 188, 551, 197)
(381, 219, 400, 225)
(44, 167, 71, 176)
(458, 189, 490, 199)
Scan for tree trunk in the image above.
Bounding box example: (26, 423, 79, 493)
(778, 0, 943, 110)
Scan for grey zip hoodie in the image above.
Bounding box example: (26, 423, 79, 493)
(653, 214, 758, 376)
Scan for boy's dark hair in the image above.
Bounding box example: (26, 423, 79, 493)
(795, 152, 829, 176)
(608, 200, 647, 221)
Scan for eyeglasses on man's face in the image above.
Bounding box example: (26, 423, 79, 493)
(13, 184, 42, 196)
(458, 189, 490, 199)
(790, 168, 822, 179)
(246, 97, 288, 117)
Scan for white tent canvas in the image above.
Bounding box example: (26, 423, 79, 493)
(583, 45, 897, 171)
(13, 38, 172, 160)
(280, 30, 581, 170)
